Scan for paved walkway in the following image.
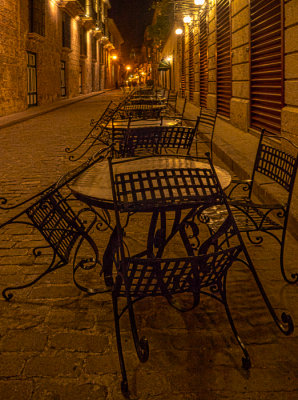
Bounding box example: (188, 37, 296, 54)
(0, 90, 297, 399)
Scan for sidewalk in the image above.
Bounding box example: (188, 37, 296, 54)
(0, 90, 297, 400)
(0, 90, 113, 130)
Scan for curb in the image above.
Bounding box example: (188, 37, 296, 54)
(0, 89, 115, 130)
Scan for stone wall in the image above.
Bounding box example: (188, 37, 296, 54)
(282, 0, 298, 143)
(0, 0, 119, 118)
(0, 1, 27, 116)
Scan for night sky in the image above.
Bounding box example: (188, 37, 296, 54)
(109, 0, 154, 58)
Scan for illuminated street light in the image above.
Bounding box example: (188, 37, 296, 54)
(183, 16, 192, 24)
(194, 0, 205, 5)
(126, 66, 131, 71)
(111, 55, 118, 60)
(175, 28, 183, 35)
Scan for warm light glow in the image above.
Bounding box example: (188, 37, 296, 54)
(111, 55, 118, 60)
(166, 56, 172, 62)
(175, 28, 183, 35)
(194, 0, 205, 5)
(126, 66, 131, 71)
(183, 16, 192, 24)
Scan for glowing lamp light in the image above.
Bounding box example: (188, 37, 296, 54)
(194, 0, 205, 5)
(183, 16, 192, 24)
(166, 56, 172, 62)
(175, 28, 183, 35)
(126, 66, 131, 71)
(112, 55, 118, 60)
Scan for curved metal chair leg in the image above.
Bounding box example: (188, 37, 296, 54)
(219, 276, 251, 369)
(127, 294, 149, 363)
(112, 293, 129, 396)
(2, 256, 65, 301)
(240, 257, 294, 336)
(280, 233, 298, 284)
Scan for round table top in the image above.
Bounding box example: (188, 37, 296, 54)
(70, 156, 231, 210)
(106, 119, 179, 129)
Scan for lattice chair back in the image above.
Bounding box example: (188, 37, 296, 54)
(117, 118, 199, 158)
(198, 108, 217, 133)
(250, 129, 298, 199)
(25, 188, 84, 264)
(98, 102, 122, 128)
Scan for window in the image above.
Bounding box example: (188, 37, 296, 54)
(250, 0, 283, 134)
(217, 0, 231, 117)
(29, 0, 45, 36)
(61, 61, 66, 97)
(62, 12, 71, 48)
(80, 27, 87, 56)
(27, 52, 37, 106)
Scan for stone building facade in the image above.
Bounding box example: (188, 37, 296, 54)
(0, 0, 123, 118)
(154, 0, 298, 142)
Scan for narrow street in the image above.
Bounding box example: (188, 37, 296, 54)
(0, 90, 297, 400)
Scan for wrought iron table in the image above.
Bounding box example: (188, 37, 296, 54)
(70, 156, 231, 211)
(106, 118, 180, 130)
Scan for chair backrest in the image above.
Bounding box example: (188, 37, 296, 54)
(250, 129, 298, 201)
(99, 102, 122, 128)
(25, 188, 86, 263)
(118, 117, 199, 158)
(198, 108, 217, 135)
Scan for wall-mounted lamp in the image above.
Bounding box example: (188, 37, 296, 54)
(166, 56, 172, 62)
(126, 66, 131, 71)
(183, 16, 192, 24)
(111, 55, 118, 60)
(194, 0, 205, 5)
(175, 28, 183, 35)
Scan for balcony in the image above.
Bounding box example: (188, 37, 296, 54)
(57, 0, 85, 17)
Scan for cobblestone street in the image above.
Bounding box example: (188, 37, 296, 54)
(0, 90, 297, 400)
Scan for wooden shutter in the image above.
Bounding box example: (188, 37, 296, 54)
(189, 25, 195, 101)
(250, 0, 283, 134)
(200, 6, 208, 108)
(181, 33, 186, 97)
(217, 0, 231, 117)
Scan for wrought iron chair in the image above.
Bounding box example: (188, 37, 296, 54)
(65, 100, 124, 161)
(195, 107, 217, 157)
(0, 151, 110, 300)
(108, 154, 293, 395)
(113, 118, 200, 158)
(212, 129, 298, 284)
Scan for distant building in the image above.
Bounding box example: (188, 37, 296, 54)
(0, 0, 123, 117)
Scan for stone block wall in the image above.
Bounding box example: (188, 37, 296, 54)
(282, 0, 298, 144)
(0, 0, 120, 118)
(0, 1, 27, 116)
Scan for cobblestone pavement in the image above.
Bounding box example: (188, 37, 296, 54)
(0, 90, 297, 399)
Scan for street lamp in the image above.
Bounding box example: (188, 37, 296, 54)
(111, 55, 118, 60)
(194, 0, 205, 5)
(183, 15, 192, 24)
(175, 28, 183, 35)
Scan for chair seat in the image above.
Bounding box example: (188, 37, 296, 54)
(204, 202, 282, 233)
